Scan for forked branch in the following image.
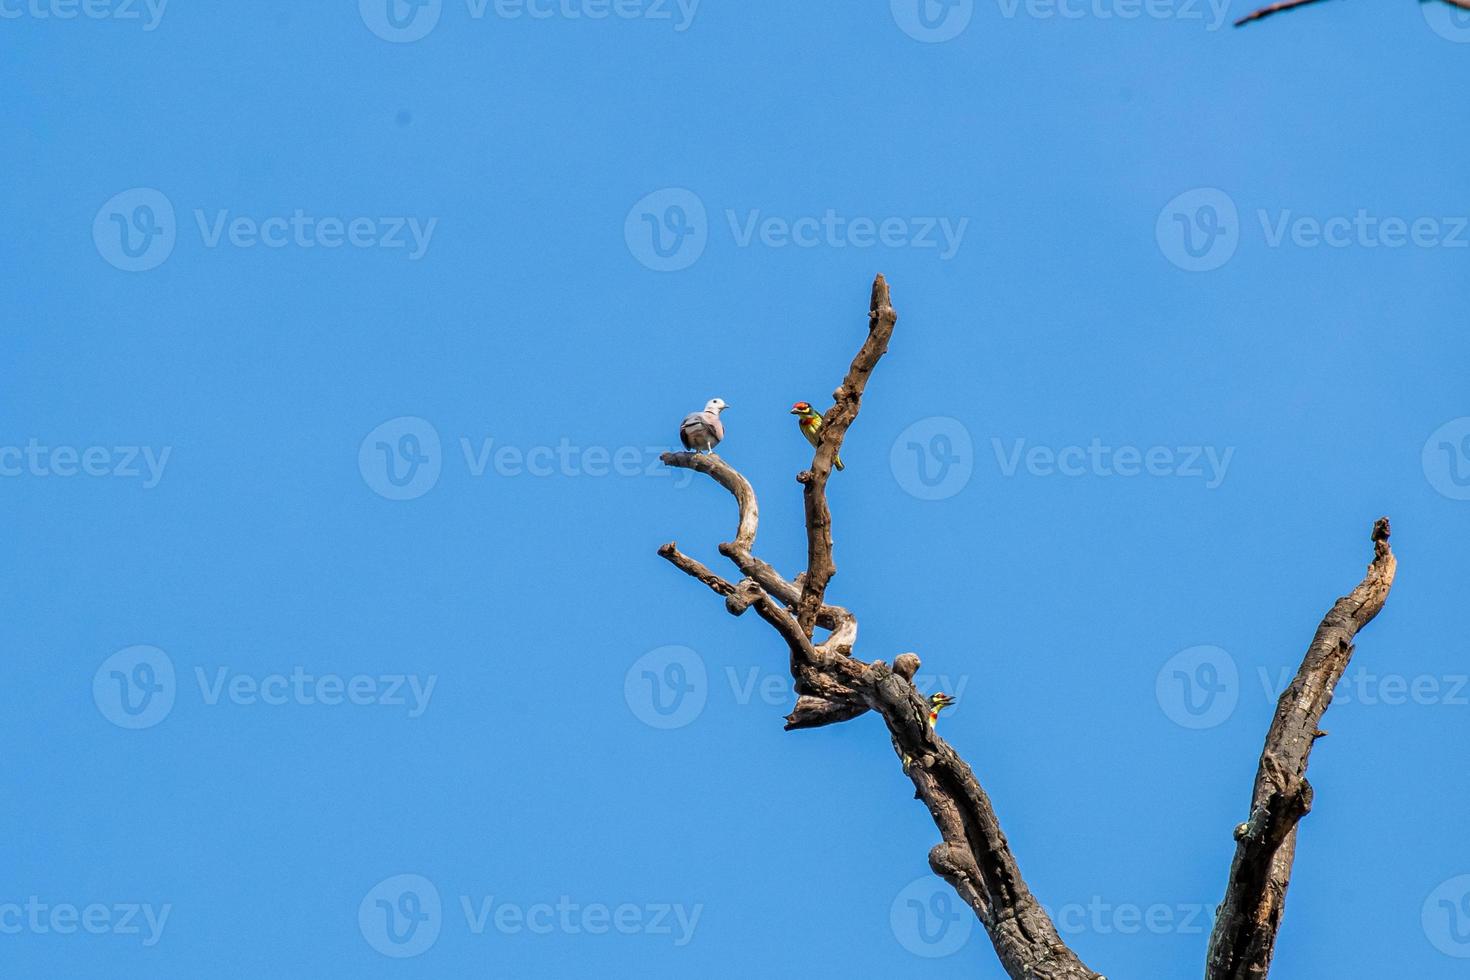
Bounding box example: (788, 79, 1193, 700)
(653, 275, 1395, 980)
(657, 275, 1104, 980)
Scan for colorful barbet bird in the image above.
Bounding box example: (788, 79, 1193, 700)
(790, 401, 844, 470)
(679, 398, 728, 454)
(904, 692, 957, 768)
(927, 692, 957, 726)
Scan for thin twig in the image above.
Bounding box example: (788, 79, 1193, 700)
(1233, 0, 1336, 26)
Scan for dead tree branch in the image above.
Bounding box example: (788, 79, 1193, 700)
(794, 276, 897, 636)
(1205, 518, 1397, 980)
(1233, 0, 1337, 26)
(1233, 0, 1470, 27)
(657, 275, 1105, 980)
(654, 275, 1397, 979)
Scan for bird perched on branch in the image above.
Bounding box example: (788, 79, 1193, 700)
(679, 398, 728, 454)
(927, 692, 956, 726)
(790, 401, 843, 470)
(904, 692, 958, 769)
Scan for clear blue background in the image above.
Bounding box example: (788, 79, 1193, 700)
(3, 1, 1468, 977)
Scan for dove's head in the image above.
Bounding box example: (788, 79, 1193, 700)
(704, 398, 729, 414)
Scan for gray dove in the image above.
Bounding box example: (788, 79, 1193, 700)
(679, 398, 729, 454)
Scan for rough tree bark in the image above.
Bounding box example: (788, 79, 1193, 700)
(655, 274, 1395, 980)
(1204, 518, 1397, 979)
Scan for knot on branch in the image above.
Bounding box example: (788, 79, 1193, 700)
(929, 842, 979, 881)
(894, 652, 922, 682)
(1372, 517, 1390, 544)
(1372, 516, 1391, 559)
(724, 579, 764, 617)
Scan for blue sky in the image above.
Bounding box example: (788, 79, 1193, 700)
(3, 2, 1469, 977)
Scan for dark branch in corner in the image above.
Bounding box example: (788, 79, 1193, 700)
(1205, 518, 1397, 980)
(1234, 0, 1470, 27)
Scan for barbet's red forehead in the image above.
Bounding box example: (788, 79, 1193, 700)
(792, 401, 810, 410)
